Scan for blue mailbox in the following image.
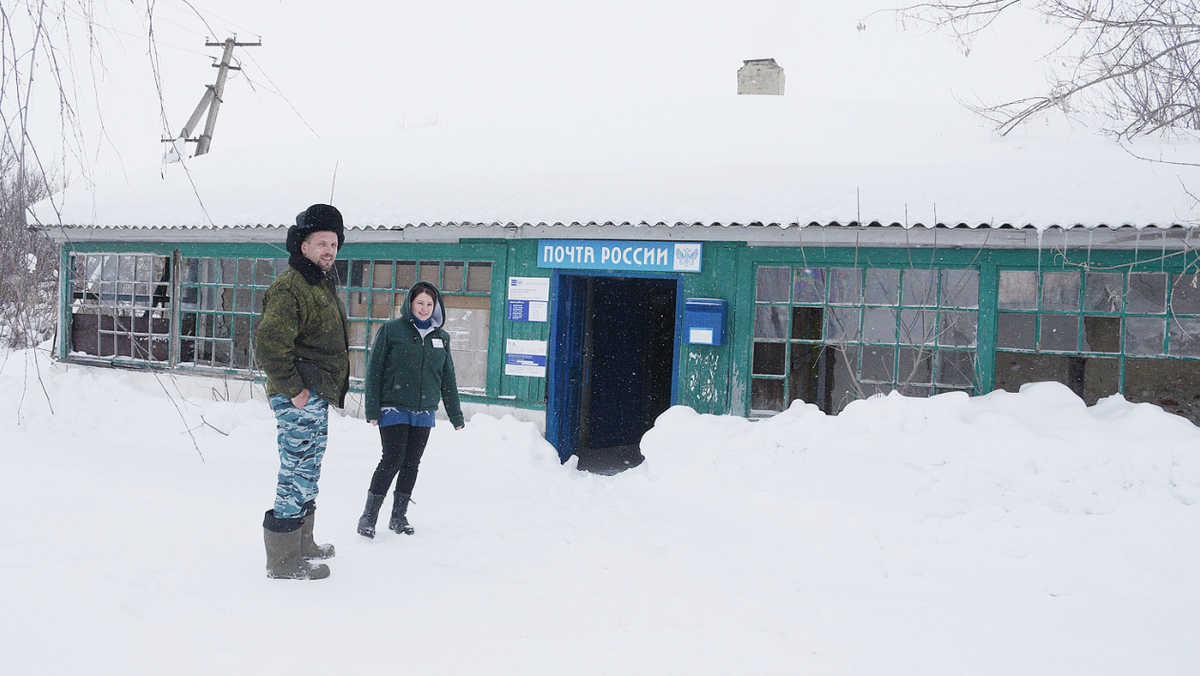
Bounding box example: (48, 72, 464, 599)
(683, 298, 727, 345)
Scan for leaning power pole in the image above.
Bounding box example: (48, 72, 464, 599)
(163, 36, 261, 162)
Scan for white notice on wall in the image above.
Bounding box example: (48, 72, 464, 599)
(508, 276, 552, 323)
(504, 339, 548, 377)
(689, 328, 714, 345)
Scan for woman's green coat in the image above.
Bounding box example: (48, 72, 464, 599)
(363, 284, 464, 427)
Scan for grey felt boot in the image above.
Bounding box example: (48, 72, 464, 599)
(356, 492, 386, 539)
(388, 492, 414, 535)
(263, 510, 330, 580)
(299, 504, 335, 560)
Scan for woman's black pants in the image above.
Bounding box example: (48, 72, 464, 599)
(368, 424, 432, 496)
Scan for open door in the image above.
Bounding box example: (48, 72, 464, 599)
(547, 273, 679, 471)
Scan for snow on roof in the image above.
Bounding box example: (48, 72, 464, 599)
(30, 96, 1200, 231)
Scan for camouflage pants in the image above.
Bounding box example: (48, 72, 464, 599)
(269, 393, 329, 519)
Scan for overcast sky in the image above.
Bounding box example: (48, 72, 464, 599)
(12, 1, 1058, 178)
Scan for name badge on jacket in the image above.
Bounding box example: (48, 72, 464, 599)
(431, 338, 444, 348)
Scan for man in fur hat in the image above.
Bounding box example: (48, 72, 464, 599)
(254, 203, 350, 580)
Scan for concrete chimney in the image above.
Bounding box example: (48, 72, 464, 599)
(737, 58, 785, 95)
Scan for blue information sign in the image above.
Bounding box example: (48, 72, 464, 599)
(537, 240, 702, 273)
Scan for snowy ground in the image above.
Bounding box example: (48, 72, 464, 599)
(2, 347, 1198, 675)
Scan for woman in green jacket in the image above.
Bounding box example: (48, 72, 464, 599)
(356, 281, 464, 538)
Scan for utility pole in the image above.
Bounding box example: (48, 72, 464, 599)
(163, 36, 261, 162)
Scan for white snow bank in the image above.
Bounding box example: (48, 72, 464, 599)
(2, 348, 1199, 675)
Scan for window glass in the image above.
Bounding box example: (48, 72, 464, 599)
(1084, 272, 1124, 312)
(1170, 274, 1200, 315)
(1127, 273, 1167, 314)
(825, 306, 861, 343)
(902, 269, 937, 307)
(999, 271, 1038, 310)
(997, 313, 1037, 350)
(755, 267, 790, 302)
(1125, 317, 1165, 356)
(940, 269, 979, 309)
(1169, 317, 1200, 357)
(860, 345, 895, 382)
(792, 268, 825, 304)
(1040, 314, 1079, 351)
(899, 309, 936, 346)
(936, 350, 975, 388)
(1041, 272, 1081, 312)
(864, 268, 900, 305)
(827, 268, 862, 305)
(939, 310, 977, 347)
(862, 307, 897, 343)
(754, 306, 787, 339)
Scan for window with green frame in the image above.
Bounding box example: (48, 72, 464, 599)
(68, 253, 172, 362)
(340, 258, 493, 392)
(994, 269, 1200, 422)
(752, 265, 979, 414)
(179, 256, 283, 370)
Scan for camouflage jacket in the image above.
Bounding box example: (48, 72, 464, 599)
(255, 265, 350, 407)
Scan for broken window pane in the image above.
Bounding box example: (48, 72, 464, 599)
(997, 313, 1036, 350)
(865, 268, 900, 305)
(791, 306, 823, 340)
(443, 262, 465, 293)
(466, 262, 493, 293)
(350, 260, 369, 287)
(754, 306, 788, 339)
(1125, 317, 1166, 356)
(940, 269, 979, 308)
(752, 342, 786, 376)
(1042, 272, 1081, 312)
(789, 343, 828, 405)
(902, 269, 937, 306)
(999, 271, 1038, 310)
(1040, 314, 1079, 351)
(792, 268, 825, 304)
(1128, 273, 1167, 314)
(756, 266, 790, 302)
(1124, 358, 1200, 424)
(751, 378, 786, 412)
(827, 268, 862, 305)
(1084, 272, 1124, 313)
(1082, 316, 1121, 353)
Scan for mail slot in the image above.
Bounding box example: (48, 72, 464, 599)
(683, 298, 726, 345)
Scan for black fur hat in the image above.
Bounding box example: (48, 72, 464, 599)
(286, 204, 344, 255)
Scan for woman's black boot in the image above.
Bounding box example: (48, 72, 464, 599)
(389, 492, 414, 534)
(356, 492, 386, 538)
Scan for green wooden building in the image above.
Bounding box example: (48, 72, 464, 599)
(34, 97, 1200, 462)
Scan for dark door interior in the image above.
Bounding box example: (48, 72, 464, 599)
(575, 276, 677, 472)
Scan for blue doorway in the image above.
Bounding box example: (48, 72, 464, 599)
(547, 273, 680, 472)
